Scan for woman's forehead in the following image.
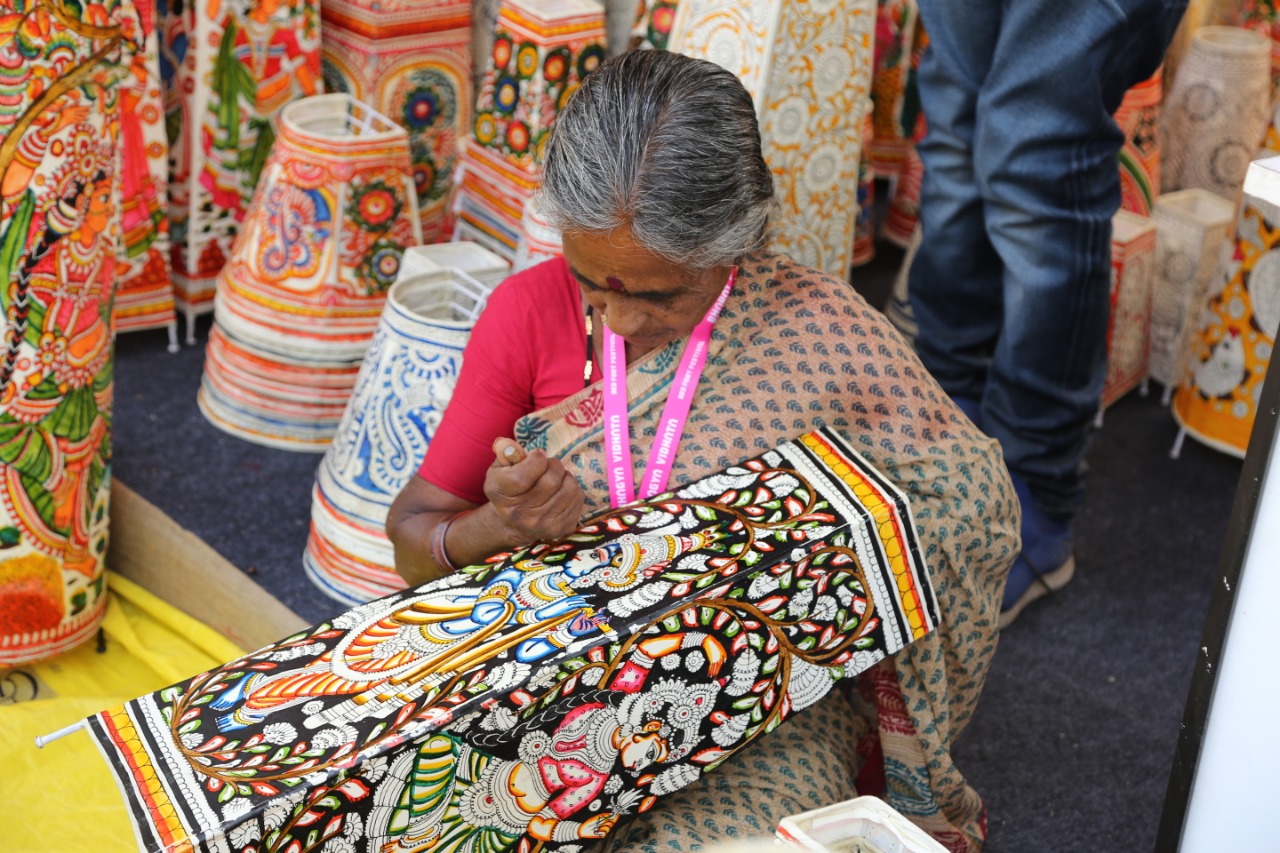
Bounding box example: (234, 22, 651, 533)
(562, 229, 701, 293)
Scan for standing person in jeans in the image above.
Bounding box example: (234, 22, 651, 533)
(908, 0, 1188, 627)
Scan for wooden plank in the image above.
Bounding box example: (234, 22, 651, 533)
(107, 480, 307, 651)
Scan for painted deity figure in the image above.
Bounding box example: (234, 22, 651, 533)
(372, 637, 723, 851)
(565, 529, 720, 593)
(0, 116, 114, 578)
(212, 528, 720, 731)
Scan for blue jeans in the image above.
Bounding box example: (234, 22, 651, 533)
(908, 0, 1186, 517)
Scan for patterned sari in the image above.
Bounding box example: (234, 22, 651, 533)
(513, 253, 1019, 852)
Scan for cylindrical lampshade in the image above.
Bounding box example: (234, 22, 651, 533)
(1116, 68, 1163, 217)
(114, 18, 178, 343)
(1149, 189, 1236, 395)
(1102, 211, 1157, 409)
(0, 2, 137, 663)
(199, 94, 423, 451)
(400, 240, 512, 290)
(1172, 173, 1280, 457)
(305, 269, 489, 603)
(867, 0, 921, 180)
(1161, 26, 1271, 202)
(882, 141, 924, 248)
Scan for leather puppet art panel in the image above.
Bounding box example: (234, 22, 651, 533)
(87, 428, 938, 852)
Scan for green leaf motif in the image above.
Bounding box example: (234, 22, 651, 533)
(46, 386, 98, 441)
(17, 471, 57, 534)
(0, 421, 52, 483)
(0, 191, 34, 298)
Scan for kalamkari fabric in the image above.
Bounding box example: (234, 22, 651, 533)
(87, 426, 940, 852)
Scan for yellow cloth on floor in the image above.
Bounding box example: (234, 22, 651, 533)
(0, 571, 245, 853)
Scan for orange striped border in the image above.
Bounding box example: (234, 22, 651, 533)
(499, 6, 605, 41)
(96, 707, 194, 851)
(800, 432, 930, 640)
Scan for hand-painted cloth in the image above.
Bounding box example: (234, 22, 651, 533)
(511, 252, 1018, 851)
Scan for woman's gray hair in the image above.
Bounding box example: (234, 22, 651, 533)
(539, 50, 774, 271)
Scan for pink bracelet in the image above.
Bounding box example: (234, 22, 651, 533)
(431, 511, 466, 573)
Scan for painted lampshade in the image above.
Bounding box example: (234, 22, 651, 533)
(1214, 0, 1280, 96)
(400, 240, 512, 290)
(320, 0, 472, 243)
(632, 0, 681, 50)
(1149, 189, 1236, 399)
(199, 94, 423, 451)
(513, 197, 564, 272)
(669, 0, 876, 278)
(158, 0, 323, 341)
(883, 139, 924, 249)
(880, 15, 929, 250)
(1161, 26, 1271, 202)
(114, 6, 178, 349)
(305, 268, 490, 603)
(1101, 211, 1157, 410)
(0, 0, 140, 663)
(1173, 159, 1280, 457)
(867, 0, 921, 180)
(1116, 68, 1162, 217)
(455, 0, 608, 258)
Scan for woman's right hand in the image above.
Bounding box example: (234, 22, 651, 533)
(483, 438, 585, 545)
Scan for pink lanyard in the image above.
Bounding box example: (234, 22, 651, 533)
(602, 267, 737, 508)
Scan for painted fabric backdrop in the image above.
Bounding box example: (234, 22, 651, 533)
(89, 428, 937, 853)
(667, 0, 875, 278)
(321, 0, 471, 243)
(158, 0, 322, 335)
(0, 0, 141, 664)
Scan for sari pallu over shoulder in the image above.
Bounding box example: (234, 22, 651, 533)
(518, 253, 1020, 852)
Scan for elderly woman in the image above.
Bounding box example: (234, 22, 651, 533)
(388, 50, 1017, 852)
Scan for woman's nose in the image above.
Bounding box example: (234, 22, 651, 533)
(602, 300, 648, 337)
